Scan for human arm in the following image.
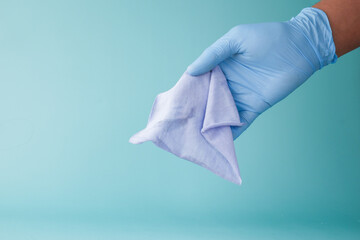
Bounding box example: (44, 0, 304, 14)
(313, 0, 360, 57)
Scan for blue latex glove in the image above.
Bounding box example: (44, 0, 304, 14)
(187, 7, 337, 140)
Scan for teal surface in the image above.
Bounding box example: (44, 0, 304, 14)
(0, 0, 359, 239)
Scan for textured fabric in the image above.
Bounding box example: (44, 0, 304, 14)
(129, 66, 243, 185)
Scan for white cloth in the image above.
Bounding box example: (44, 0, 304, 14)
(129, 66, 244, 184)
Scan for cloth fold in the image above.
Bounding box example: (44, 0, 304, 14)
(129, 66, 244, 185)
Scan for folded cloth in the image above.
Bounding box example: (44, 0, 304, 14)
(129, 66, 244, 185)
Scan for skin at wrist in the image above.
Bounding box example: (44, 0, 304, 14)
(313, 0, 360, 57)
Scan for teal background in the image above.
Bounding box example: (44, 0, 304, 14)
(0, 0, 359, 239)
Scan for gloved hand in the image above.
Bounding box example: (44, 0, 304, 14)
(187, 7, 337, 140)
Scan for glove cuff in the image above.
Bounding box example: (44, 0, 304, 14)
(290, 7, 337, 69)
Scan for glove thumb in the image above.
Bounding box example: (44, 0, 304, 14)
(187, 37, 239, 76)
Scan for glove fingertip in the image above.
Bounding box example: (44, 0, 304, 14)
(186, 64, 206, 76)
(187, 50, 219, 76)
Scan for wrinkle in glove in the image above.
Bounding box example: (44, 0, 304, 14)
(129, 66, 244, 185)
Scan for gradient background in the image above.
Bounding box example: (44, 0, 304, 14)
(0, 0, 359, 239)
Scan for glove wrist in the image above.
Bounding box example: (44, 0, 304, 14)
(290, 7, 337, 69)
